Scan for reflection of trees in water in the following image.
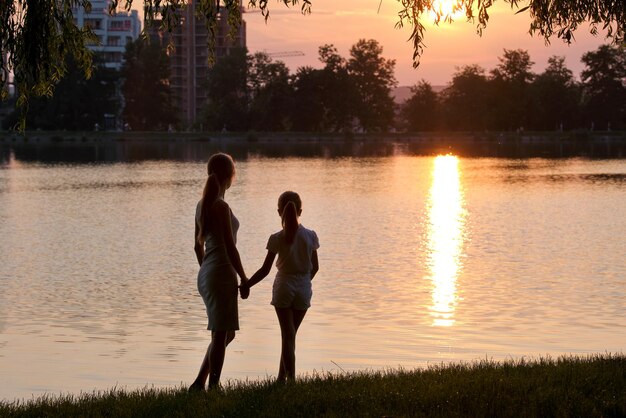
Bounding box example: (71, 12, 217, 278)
(503, 173, 626, 185)
(0, 146, 11, 165)
(2, 135, 626, 164)
(1, 141, 407, 163)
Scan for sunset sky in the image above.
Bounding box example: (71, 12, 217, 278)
(240, 0, 608, 87)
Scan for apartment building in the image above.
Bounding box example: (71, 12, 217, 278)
(73, 0, 141, 70)
(147, 1, 246, 128)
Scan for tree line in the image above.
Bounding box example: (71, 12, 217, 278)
(3, 0, 623, 130)
(2, 41, 624, 132)
(199, 40, 396, 132)
(403, 46, 626, 132)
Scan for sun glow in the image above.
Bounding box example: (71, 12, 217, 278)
(426, 155, 466, 327)
(428, 0, 466, 22)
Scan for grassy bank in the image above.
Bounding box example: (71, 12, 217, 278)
(2, 354, 624, 417)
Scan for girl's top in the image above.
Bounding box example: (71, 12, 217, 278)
(266, 224, 319, 277)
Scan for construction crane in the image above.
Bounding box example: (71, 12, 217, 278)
(266, 50, 305, 58)
(242, 7, 305, 58)
(242, 8, 305, 59)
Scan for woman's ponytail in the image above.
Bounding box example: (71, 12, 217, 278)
(282, 200, 299, 245)
(197, 153, 236, 244)
(197, 174, 220, 243)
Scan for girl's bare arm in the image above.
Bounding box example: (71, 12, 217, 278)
(247, 251, 276, 288)
(311, 250, 319, 280)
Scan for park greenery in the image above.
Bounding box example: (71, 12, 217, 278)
(3, 41, 624, 133)
(121, 38, 178, 130)
(0, 354, 624, 417)
(1, 0, 624, 128)
(415, 45, 626, 132)
(1, 56, 119, 131)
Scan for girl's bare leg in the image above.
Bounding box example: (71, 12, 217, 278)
(275, 307, 307, 381)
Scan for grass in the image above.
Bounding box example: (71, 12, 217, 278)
(1, 354, 624, 417)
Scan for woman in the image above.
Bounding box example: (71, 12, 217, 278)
(189, 153, 248, 391)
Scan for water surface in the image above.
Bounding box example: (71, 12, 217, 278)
(1, 151, 624, 400)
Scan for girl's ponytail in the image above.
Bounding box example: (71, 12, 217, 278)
(197, 173, 220, 243)
(282, 200, 298, 245)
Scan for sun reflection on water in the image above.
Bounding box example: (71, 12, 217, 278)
(427, 155, 466, 327)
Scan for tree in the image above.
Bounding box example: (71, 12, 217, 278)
(490, 49, 535, 130)
(400, 80, 439, 131)
(316, 44, 358, 132)
(3, 56, 119, 130)
(202, 47, 249, 131)
(347, 39, 397, 132)
(2, 0, 624, 129)
(1, 0, 94, 130)
(0, 1, 310, 130)
(319, 44, 345, 73)
(580, 45, 626, 130)
(396, 0, 624, 68)
(290, 45, 359, 132)
(247, 52, 293, 131)
(529, 56, 581, 130)
(290, 66, 326, 131)
(440, 65, 491, 131)
(122, 38, 177, 130)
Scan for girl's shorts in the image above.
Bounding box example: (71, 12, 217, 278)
(271, 274, 312, 310)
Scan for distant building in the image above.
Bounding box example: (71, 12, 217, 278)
(73, 0, 141, 70)
(1, 50, 11, 97)
(146, 1, 247, 128)
(0, 51, 13, 129)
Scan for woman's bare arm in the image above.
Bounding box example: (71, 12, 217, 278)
(194, 220, 204, 266)
(216, 200, 247, 282)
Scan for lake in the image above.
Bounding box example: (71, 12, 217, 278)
(1, 143, 625, 401)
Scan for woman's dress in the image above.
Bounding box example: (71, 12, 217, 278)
(196, 200, 240, 331)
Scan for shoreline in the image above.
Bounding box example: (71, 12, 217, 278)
(1, 354, 624, 417)
(1, 129, 625, 144)
(2, 130, 625, 159)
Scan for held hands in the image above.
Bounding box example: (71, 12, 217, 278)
(239, 279, 250, 300)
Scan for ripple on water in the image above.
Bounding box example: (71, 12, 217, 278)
(0, 157, 625, 401)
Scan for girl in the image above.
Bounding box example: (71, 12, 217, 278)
(189, 153, 248, 391)
(241, 191, 319, 382)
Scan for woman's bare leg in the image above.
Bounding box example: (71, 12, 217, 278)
(190, 330, 235, 390)
(208, 330, 236, 388)
(189, 340, 213, 391)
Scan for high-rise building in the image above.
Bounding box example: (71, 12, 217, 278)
(73, 0, 141, 70)
(147, 1, 246, 128)
(0, 51, 10, 128)
(1, 50, 10, 97)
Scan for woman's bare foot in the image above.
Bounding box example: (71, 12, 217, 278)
(188, 382, 205, 392)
